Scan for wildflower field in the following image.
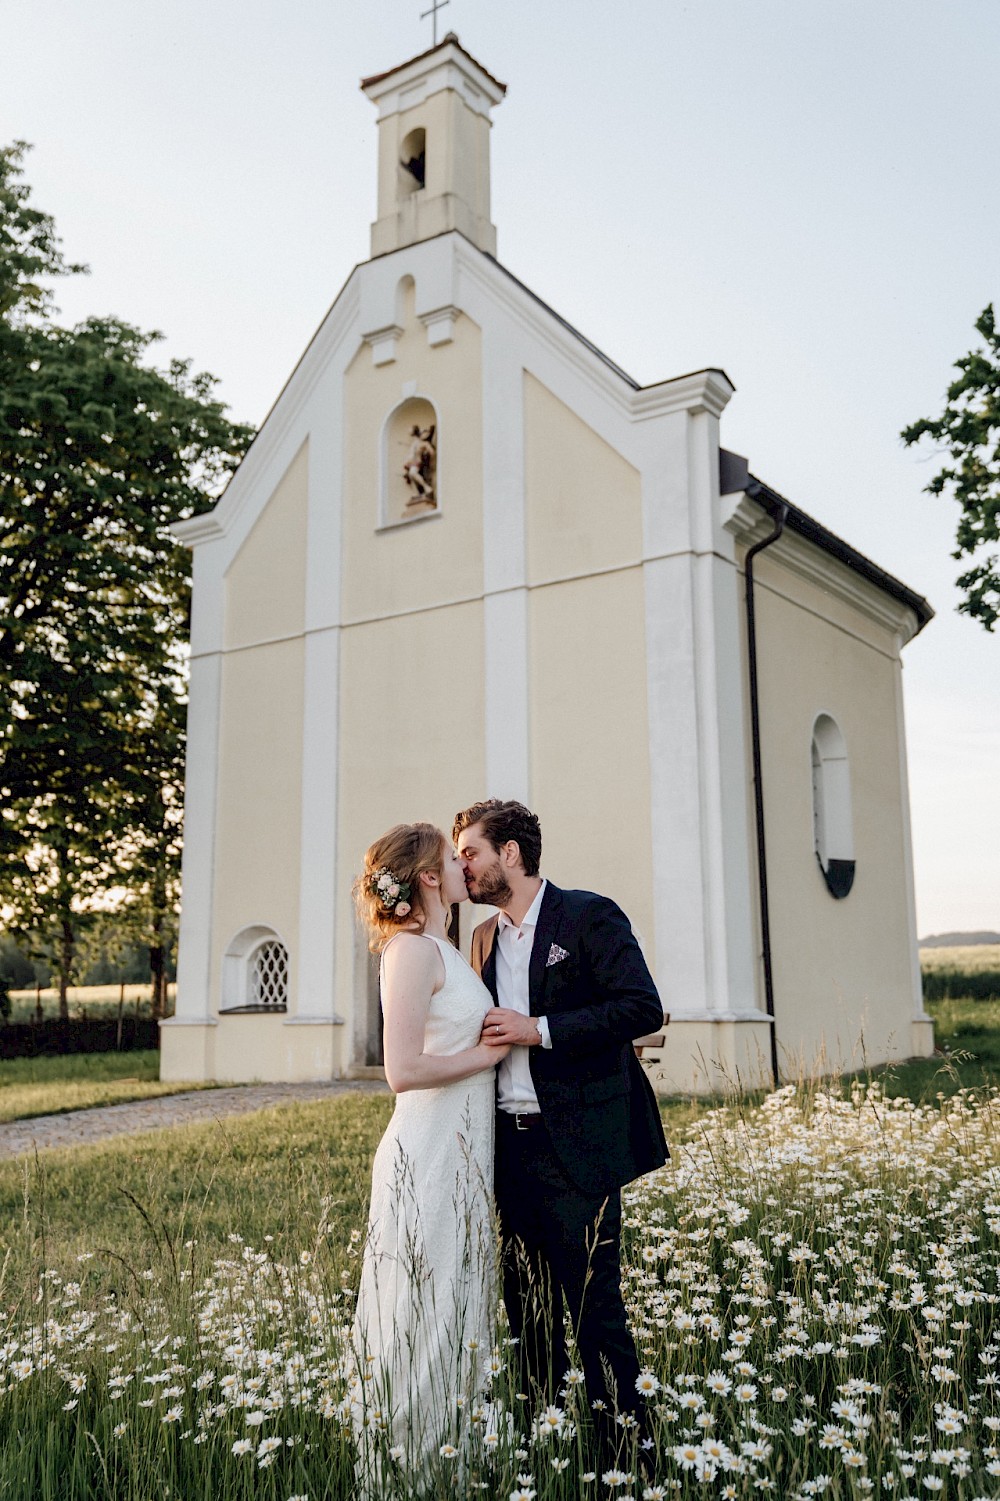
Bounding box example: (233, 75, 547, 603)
(2, 1074, 1000, 1500)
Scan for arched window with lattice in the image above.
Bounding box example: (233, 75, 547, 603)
(221, 925, 290, 1012)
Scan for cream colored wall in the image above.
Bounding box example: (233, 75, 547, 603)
(210, 441, 309, 1022)
(748, 549, 922, 1073)
(342, 286, 483, 622)
(523, 372, 643, 586)
(528, 569, 656, 965)
(335, 598, 487, 1064)
(209, 637, 305, 1016)
(225, 441, 308, 650)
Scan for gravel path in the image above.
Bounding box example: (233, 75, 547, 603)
(0, 1080, 389, 1160)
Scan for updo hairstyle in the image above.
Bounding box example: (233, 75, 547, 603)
(354, 822, 448, 954)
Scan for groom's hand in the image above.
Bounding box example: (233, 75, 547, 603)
(481, 1009, 542, 1047)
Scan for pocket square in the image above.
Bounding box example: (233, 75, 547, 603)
(546, 943, 569, 967)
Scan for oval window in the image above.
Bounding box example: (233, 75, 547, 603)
(811, 714, 855, 899)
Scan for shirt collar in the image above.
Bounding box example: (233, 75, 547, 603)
(497, 878, 547, 933)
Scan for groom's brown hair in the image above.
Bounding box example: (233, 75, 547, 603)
(452, 799, 542, 877)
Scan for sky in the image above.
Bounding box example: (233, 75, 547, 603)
(4, 0, 998, 938)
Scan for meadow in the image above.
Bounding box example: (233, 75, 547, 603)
(2, 979, 999, 1497)
(918, 947, 1000, 974)
(5, 983, 178, 1024)
(0, 1051, 215, 1124)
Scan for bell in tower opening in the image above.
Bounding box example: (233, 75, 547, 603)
(400, 127, 426, 190)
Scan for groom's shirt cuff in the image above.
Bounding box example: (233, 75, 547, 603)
(537, 1016, 552, 1049)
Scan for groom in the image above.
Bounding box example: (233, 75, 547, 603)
(453, 799, 667, 1457)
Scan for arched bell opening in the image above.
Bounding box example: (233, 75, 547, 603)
(399, 127, 426, 193)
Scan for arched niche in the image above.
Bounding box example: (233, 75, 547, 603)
(811, 714, 855, 899)
(221, 923, 290, 1012)
(380, 396, 439, 526)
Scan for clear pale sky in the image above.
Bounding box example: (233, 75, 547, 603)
(5, 0, 998, 937)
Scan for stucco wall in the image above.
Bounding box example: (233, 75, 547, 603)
(209, 637, 306, 1015)
(207, 440, 311, 1023)
(224, 441, 308, 650)
(334, 601, 487, 1065)
(523, 372, 643, 585)
(748, 548, 923, 1073)
(342, 284, 483, 623)
(526, 569, 656, 964)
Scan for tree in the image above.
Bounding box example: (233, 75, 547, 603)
(902, 305, 1000, 631)
(0, 142, 254, 1009)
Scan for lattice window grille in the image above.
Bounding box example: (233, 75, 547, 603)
(249, 941, 288, 1009)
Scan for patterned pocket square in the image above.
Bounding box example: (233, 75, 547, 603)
(546, 943, 569, 967)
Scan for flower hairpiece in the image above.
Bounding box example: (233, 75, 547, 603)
(368, 865, 412, 918)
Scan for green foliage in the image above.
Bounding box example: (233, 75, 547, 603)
(0, 141, 85, 320)
(922, 966, 1000, 1002)
(0, 930, 39, 986)
(0, 143, 254, 1006)
(902, 304, 1000, 629)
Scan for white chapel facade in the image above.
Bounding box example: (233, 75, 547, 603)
(160, 36, 934, 1094)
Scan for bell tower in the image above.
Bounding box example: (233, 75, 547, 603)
(361, 34, 506, 258)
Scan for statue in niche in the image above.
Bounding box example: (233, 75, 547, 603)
(402, 424, 436, 509)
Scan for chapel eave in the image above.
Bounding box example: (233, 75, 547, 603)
(723, 467, 934, 638)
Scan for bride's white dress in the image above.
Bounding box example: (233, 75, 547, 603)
(351, 934, 495, 1488)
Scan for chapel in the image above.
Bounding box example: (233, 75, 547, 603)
(160, 35, 934, 1093)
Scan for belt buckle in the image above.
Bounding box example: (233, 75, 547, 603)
(515, 1112, 530, 1132)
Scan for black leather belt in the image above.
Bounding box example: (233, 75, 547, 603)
(499, 1110, 544, 1132)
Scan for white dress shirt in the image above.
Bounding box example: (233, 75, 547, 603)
(495, 879, 553, 1113)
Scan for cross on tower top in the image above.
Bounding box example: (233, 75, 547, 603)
(419, 0, 450, 46)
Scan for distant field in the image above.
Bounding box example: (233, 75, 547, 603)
(919, 943, 1000, 973)
(6, 982, 177, 1023)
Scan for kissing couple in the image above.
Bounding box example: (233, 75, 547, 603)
(349, 799, 668, 1490)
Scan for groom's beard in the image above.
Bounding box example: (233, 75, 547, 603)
(466, 861, 512, 909)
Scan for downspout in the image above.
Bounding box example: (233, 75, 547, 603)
(743, 483, 788, 1090)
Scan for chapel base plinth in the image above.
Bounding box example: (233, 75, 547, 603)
(159, 1015, 341, 1084)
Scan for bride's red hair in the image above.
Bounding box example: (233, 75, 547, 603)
(353, 822, 448, 954)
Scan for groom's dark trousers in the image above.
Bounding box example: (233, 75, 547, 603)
(472, 882, 668, 1450)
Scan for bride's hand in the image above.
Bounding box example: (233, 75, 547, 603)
(478, 1040, 512, 1065)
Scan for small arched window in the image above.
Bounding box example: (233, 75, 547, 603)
(221, 925, 290, 1012)
(811, 714, 855, 899)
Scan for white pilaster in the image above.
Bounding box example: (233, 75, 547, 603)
(293, 626, 344, 1024)
(481, 340, 530, 801)
(892, 644, 930, 1022)
(642, 405, 759, 1019)
(293, 368, 348, 1027)
(169, 649, 223, 1022)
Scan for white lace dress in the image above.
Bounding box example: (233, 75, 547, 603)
(351, 934, 496, 1489)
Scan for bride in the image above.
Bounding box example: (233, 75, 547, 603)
(350, 822, 508, 1492)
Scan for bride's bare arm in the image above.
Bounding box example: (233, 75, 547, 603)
(381, 935, 509, 1093)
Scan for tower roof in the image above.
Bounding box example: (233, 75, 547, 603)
(360, 33, 507, 97)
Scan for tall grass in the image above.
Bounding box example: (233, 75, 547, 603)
(3, 1083, 1000, 1497)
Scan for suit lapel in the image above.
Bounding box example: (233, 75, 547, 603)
(528, 881, 563, 1015)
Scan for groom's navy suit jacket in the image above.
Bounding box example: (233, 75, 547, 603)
(471, 882, 669, 1198)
